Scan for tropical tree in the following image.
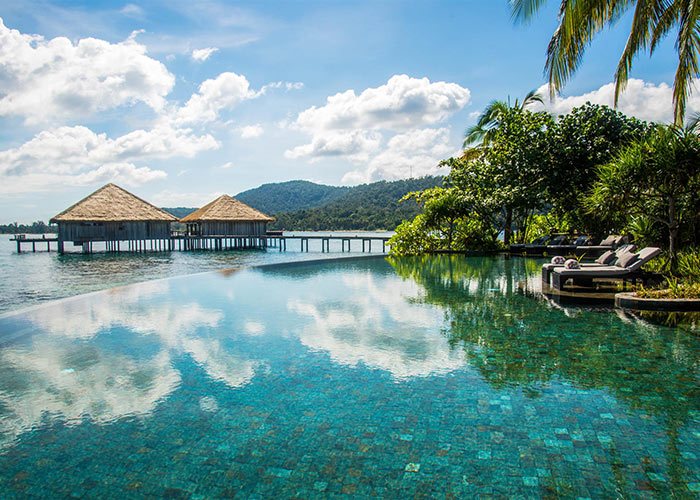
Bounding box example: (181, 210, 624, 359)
(510, 0, 700, 126)
(546, 103, 649, 235)
(587, 125, 700, 267)
(484, 106, 554, 244)
(464, 89, 543, 148)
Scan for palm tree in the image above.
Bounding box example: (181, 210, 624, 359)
(510, 0, 699, 126)
(463, 89, 543, 148)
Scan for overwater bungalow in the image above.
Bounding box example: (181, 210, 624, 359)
(180, 194, 274, 250)
(50, 183, 177, 253)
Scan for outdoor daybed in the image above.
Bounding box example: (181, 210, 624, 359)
(509, 235, 550, 254)
(546, 235, 590, 255)
(541, 244, 636, 284)
(550, 247, 661, 291)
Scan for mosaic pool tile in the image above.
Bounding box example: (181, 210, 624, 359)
(0, 255, 697, 497)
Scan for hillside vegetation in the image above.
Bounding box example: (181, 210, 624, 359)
(161, 176, 443, 231)
(269, 177, 443, 231)
(235, 180, 350, 215)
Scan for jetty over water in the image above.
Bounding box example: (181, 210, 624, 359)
(14, 183, 390, 254)
(11, 234, 391, 254)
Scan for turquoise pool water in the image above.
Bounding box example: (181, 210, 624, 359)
(0, 256, 697, 497)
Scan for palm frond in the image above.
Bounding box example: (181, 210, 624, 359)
(509, 0, 550, 22)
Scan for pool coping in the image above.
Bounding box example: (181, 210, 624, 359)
(615, 292, 700, 312)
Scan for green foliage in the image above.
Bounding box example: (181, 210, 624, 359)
(546, 103, 649, 236)
(236, 180, 350, 215)
(636, 280, 700, 299)
(0, 221, 56, 234)
(625, 215, 662, 248)
(587, 125, 700, 263)
(388, 215, 441, 255)
(511, 0, 700, 126)
(270, 176, 443, 230)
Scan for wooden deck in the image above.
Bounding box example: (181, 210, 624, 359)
(9, 234, 391, 254)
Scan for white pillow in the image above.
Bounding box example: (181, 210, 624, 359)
(551, 256, 566, 264)
(564, 259, 580, 269)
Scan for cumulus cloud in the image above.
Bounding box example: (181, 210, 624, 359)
(342, 128, 454, 184)
(286, 75, 469, 182)
(191, 47, 219, 61)
(292, 74, 470, 133)
(285, 130, 382, 162)
(0, 18, 174, 125)
(535, 78, 700, 123)
(238, 124, 264, 138)
(174, 72, 255, 124)
(0, 125, 218, 193)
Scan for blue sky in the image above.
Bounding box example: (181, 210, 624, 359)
(0, 0, 691, 222)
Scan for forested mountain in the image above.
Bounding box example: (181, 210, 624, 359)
(269, 176, 443, 231)
(161, 176, 443, 231)
(235, 180, 350, 215)
(163, 207, 197, 219)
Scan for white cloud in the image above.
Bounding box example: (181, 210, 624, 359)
(288, 272, 464, 380)
(238, 124, 264, 138)
(0, 18, 174, 125)
(219, 161, 235, 169)
(535, 78, 700, 123)
(342, 128, 453, 184)
(120, 4, 144, 17)
(285, 130, 382, 162)
(257, 81, 305, 95)
(292, 74, 470, 133)
(191, 47, 219, 61)
(286, 75, 469, 182)
(174, 72, 255, 124)
(0, 125, 218, 193)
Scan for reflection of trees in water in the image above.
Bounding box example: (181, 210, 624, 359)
(389, 254, 699, 493)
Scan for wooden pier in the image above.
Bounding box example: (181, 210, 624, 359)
(10, 234, 391, 254)
(10, 235, 59, 253)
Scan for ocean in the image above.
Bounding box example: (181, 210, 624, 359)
(0, 232, 393, 315)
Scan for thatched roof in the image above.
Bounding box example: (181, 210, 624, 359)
(50, 183, 177, 223)
(180, 194, 274, 222)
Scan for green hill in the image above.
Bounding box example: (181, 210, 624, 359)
(269, 176, 443, 231)
(235, 180, 349, 215)
(162, 207, 197, 219)
(161, 176, 443, 231)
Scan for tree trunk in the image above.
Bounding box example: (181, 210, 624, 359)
(668, 196, 678, 271)
(503, 207, 513, 246)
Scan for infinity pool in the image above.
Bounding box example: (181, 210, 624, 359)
(0, 256, 697, 497)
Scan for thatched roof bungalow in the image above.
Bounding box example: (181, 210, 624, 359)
(180, 194, 274, 236)
(50, 183, 177, 252)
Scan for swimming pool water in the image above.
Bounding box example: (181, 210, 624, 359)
(0, 255, 697, 497)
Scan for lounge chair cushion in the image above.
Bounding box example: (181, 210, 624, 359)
(595, 250, 615, 265)
(599, 235, 617, 246)
(616, 251, 638, 269)
(549, 235, 567, 245)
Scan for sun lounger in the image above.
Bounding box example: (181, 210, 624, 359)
(546, 235, 590, 255)
(551, 247, 661, 290)
(541, 244, 636, 283)
(509, 235, 550, 254)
